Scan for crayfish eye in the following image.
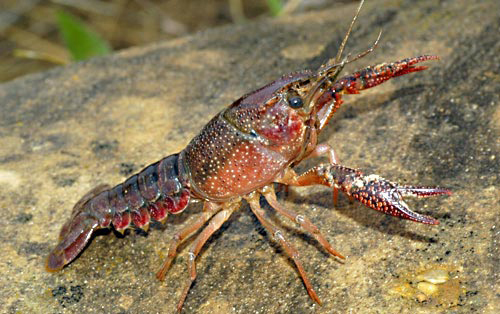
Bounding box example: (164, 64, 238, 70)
(288, 96, 303, 109)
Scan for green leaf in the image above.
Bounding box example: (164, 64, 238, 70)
(266, 0, 283, 17)
(56, 10, 111, 61)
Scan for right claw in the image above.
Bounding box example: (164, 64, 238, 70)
(328, 165, 451, 225)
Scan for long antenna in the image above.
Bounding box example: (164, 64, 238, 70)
(305, 0, 368, 115)
(334, 0, 364, 64)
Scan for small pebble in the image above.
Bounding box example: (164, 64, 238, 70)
(416, 268, 449, 284)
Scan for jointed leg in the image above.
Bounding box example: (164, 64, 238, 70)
(246, 193, 322, 305)
(262, 185, 344, 259)
(156, 201, 221, 281)
(303, 143, 339, 165)
(288, 140, 343, 205)
(176, 204, 237, 312)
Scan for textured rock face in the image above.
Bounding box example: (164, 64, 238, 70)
(0, 1, 498, 313)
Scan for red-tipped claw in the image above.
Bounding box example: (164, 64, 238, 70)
(314, 55, 439, 130)
(336, 55, 440, 93)
(328, 165, 451, 225)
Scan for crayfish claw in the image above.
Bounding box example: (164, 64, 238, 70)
(398, 186, 452, 198)
(327, 166, 449, 225)
(348, 174, 445, 225)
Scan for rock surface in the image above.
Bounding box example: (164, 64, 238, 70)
(0, 0, 498, 313)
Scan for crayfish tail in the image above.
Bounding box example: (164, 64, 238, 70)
(46, 212, 99, 271)
(46, 184, 111, 272)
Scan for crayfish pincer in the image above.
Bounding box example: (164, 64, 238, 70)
(47, 1, 451, 311)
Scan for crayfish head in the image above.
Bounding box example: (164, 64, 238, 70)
(221, 70, 325, 161)
(270, 67, 345, 132)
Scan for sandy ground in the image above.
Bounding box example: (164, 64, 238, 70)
(0, 1, 498, 313)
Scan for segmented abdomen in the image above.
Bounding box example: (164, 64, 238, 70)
(85, 153, 190, 232)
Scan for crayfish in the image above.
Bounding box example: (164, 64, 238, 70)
(47, 0, 451, 311)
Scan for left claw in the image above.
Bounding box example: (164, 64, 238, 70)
(328, 165, 451, 225)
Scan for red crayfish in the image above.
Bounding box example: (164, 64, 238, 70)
(47, 1, 451, 311)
